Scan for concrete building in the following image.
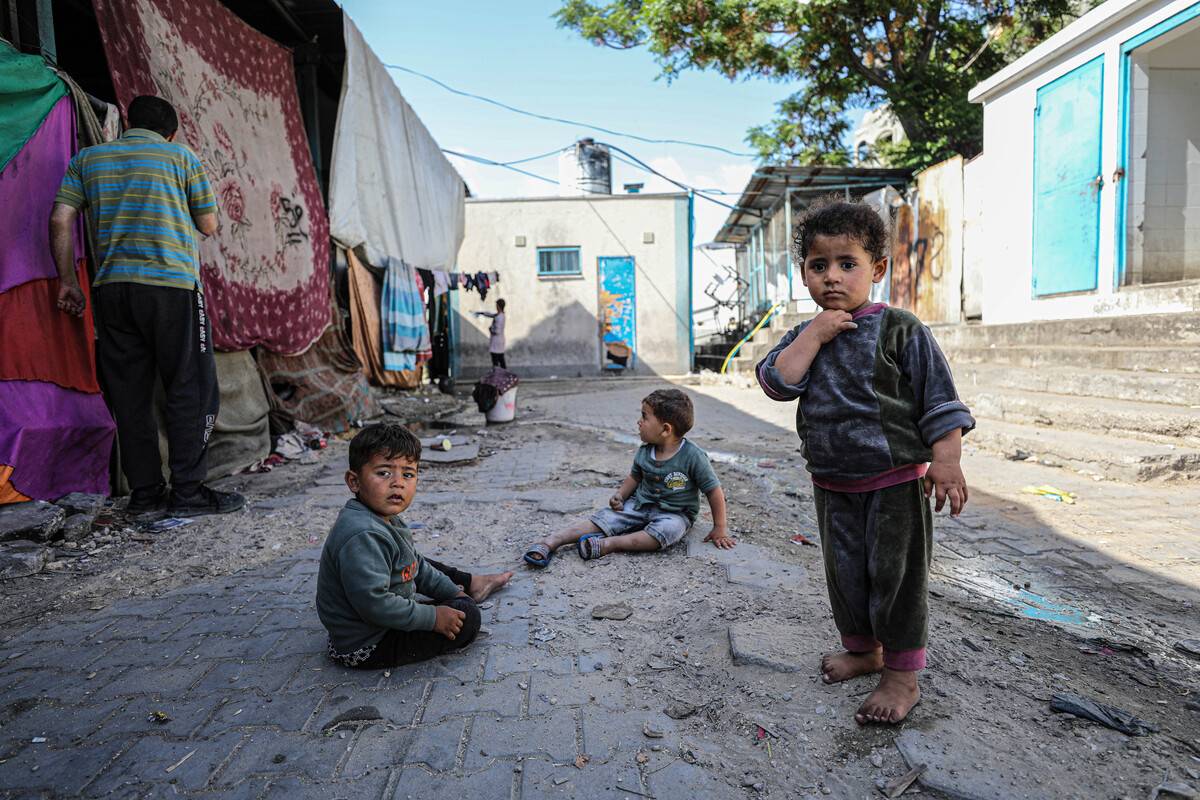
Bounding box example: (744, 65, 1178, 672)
(852, 106, 906, 166)
(967, 0, 1200, 324)
(455, 191, 693, 378)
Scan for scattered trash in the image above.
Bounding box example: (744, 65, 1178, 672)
(869, 752, 884, 768)
(1174, 640, 1200, 660)
(636, 752, 649, 764)
(642, 722, 664, 739)
(754, 721, 780, 739)
(757, 459, 778, 469)
(532, 626, 557, 643)
(148, 710, 171, 725)
(1006, 449, 1031, 461)
(884, 764, 926, 798)
(147, 517, 194, 532)
(1021, 485, 1076, 504)
(626, 677, 638, 687)
(31, 737, 46, 744)
(165, 748, 197, 774)
(1050, 692, 1157, 736)
(789, 533, 818, 547)
(665, 704, 697, 720)
(646, 659, 675, 671)
(591, 603, 633, 621)
(574, 754, 590, 769)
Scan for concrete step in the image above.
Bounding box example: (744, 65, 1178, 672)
(954, 362, 1200, 407)
(967, 419, 1200, 482)
(961, 387, 1200, 445)
(931, 312, 1200, 350)
(942, 344, 1200, 374)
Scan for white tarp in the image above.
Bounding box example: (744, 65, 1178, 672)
(329, 16, 465, 271)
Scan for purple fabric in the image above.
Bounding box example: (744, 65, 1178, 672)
(0, 380, 115, 500)
(0, 97, 76, 294)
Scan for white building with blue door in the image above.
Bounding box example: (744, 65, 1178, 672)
(455, 191, 693, 378)
(967, 0, 1200, 324)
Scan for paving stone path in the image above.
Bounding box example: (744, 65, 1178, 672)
(0, 545, 736, 799)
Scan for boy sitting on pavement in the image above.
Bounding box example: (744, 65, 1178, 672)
(523, 389, 733, 567)
(317, 424, 512, 669)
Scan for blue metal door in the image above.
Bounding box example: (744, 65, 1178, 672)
(598, 256, 636, 370)
(1032, 56, 1105, 296)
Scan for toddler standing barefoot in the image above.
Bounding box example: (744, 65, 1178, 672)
(756, 198, 974, 724)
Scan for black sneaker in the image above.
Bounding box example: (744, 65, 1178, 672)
(168, 485, 246, 516)
(127, 483, 168, 515)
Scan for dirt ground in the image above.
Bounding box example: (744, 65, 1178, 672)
(2, 378, 1198, 798)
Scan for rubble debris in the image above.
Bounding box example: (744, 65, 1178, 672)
(1149, 775, 1198, 800)
(789, 534, 817, 547)
(0, 501, 66, 543)
(591, 603, 633, 620)
(0, 541, 50, 579)
(664, 704, 698, 720)
(532, 626, 557, 642)
(574, 754, 590, 769)
(1173, 640, 1200, 660)
(1050, 692, 1157, 736)
(54, 493, 106, 516)
(884, 764, 926, 798)
(642, 722, 665, 739)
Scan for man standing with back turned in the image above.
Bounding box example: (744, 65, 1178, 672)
(50, 95, 244, 516)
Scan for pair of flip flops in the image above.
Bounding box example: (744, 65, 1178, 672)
(523, 534, 605, 568)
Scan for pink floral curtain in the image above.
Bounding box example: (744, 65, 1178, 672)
(92, 0, 331, 355)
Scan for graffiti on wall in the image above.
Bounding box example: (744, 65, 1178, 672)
(887, 156, 964, 324)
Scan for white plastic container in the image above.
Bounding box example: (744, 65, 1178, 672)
(485, 386, 518, 423)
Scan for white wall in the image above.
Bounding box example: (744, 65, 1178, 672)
(457, 193, 691, 378)
(970, 0, 1200, 324)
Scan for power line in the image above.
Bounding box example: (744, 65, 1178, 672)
(383, 62, 758, 159)
(607, 146, 746, 214)
(441, 149, 558, 185)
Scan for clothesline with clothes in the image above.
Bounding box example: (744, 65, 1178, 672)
(380, 262, 501, 375)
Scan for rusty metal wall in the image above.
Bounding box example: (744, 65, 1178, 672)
(888, 156, 964, 323)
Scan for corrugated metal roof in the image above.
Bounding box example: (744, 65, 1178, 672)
(713, 165, 913, 244)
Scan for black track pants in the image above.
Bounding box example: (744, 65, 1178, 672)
(94, 283, 219, 493)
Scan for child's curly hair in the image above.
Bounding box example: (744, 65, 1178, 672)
(348, 423, 422, 472)
(792, 196, 890, 266)
(643, 389, 694, 437)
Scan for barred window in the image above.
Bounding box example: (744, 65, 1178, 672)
(537, 247, 581, 276)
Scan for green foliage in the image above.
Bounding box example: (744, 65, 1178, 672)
(554, 0, 1098, 169)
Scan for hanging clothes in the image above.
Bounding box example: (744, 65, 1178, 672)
(433, 271, 449, 296)
(346, 249, 419, 388)
(381, 259, 432, 373)
(447, 272, 460, 291)
(475, 271, 490, 301)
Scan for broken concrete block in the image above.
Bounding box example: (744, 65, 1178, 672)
(0, 501, 66, 543)
(0, 540, 50, 579)
(54, 492, 107, 516)
(728, 620, 809, 672)
(61, 513, 95, 540)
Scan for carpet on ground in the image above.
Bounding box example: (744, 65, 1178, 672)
(92, 0, 331, 355)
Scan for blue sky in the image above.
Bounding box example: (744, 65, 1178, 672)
(337, 1, 823, 327)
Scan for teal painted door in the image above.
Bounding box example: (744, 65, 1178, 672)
(1032, 57, 1105, 296)
(598, 256, 636, 370)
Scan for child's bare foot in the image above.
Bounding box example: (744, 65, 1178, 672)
(820, 649, 883, 684)
(855, 668, 920, 724)
(469, 571, 514, 603)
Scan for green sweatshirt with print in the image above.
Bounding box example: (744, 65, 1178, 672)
(316, 498, 460, 654)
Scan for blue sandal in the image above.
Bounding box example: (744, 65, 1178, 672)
(577, 533, 605, 560)
(523, 543, 553, 568)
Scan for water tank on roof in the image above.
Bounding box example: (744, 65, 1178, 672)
(558, 138, 611, 196)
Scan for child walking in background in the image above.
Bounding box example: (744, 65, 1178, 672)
(523, 389, 733, 567)
(474, 298, 507, 369)
(756, 198, 974, 725)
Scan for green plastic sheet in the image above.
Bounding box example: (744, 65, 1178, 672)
(0, 40, 67, 173)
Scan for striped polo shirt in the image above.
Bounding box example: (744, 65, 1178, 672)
(55, 128, 217, 290)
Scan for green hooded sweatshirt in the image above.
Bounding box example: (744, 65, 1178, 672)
(316, 498, 460, 654)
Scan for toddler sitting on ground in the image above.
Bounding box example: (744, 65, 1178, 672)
(316, 424, 511, 669)
(523, 388, 732, 567)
